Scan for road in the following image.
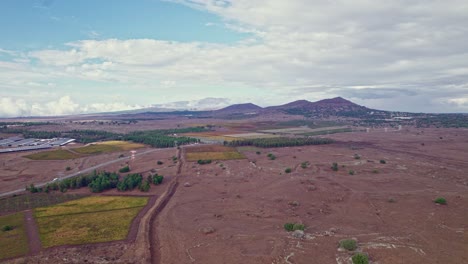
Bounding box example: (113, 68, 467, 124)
(0, 148, 169, 198)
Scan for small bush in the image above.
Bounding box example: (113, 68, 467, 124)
(372, 169, 379, 174)
(293, 223, 305, 231)
(256, 151, 261, 155)
(380, 159, 386, 164)
(157, 160, 164, 165)
(284, 223, 294, 231)
(434, 197, 447, 205)
(118, 154, 125, 158)
(285, 168, 292, 173)
(339, 239, 357, 251)
(352, 253, 369, 264)
(348, 170, 355, 175)
(301, 162, 309, 169)
(388, 197, 396, 203)
(284, 222, 305, 232)
(65, 166, 71, 171)
(2, 225, 13, 232)
(197, 159, 212, 165)
(354, 154, 361, 160)
(267, 153, 276, 160)
(331, 162, 338, 171)
(119, 165, 130, 173)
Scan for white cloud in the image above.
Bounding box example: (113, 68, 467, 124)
(0, 96, 142, 117)
(2, 0, 468, 115)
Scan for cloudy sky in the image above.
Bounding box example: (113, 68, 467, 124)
(1, 0, 468, 117)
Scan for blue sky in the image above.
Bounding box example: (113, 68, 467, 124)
(0, 0, 245, 50)
(1, 0, 468, 117)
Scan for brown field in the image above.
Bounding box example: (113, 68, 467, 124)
(1, 120, 468, 264)
(185, 145, 245, 161)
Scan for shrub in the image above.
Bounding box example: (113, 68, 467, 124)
(339, 239, 357, 251)
(284, 222, 305, 232)
(2, 225, 13, 232)
(65, 166, 71, 171)
(380, 159, 386, 164)
(372, 169, 379, 174)
(434, 197, 447, 205)
(284, 223, 294, 231)
(157, 160, 164, 165)
(285, 168, 292, 173)
(301, 162, 309, 169)
(267, 153, 276, 160)
(348, 170, 355, 175)
(388, 197, 396, 203)
(331, 162, 338, 171)
(354, 154, 361, 160)
(118, 154, 125, 158)
(139, 181, 151, 192)
(119, 165, 130, 173)
(293, 223, 305, 231)
(197, 159, 212, 165)
(256, 151, 261, 155)
(352, 253, 369, 264)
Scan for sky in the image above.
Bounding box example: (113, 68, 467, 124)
(1, 0, 468, 117)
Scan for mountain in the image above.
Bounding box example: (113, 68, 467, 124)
(214, 103, 263, 114)
(261, 97, 373, 117)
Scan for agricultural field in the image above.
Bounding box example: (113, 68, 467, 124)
(0, 193, 88, 215)
(224, 132, 279, 139)
(72, 141, 145, 155)
(0, 212, 28, 260)
(185, 145, 245, 161)
(182, 131, 241, 142)
(260, 126, 350, 135)
(24, 149, 82, 160)
(24, 141, 145, 160)
(34, 196, 148, 247)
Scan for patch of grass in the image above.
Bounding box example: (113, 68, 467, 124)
(300, 161, 309, 169)
(434, 197, 447, 205)
(24, 149, 82, 160)
(186, 151, 245, 161)
(352, 253, 369, 264)
(339, 239, 357, 251)
(0, 212, 28, 260)
(348, 170, 355, 175)
(34, 196, 148, 248)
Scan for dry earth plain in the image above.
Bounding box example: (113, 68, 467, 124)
(1, 128, 467, 264)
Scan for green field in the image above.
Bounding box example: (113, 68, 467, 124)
(0, 212, 28, 260)
(34, 196, 148, 247)
(73, 141, 145, 155)
(301, 127, 352, 136)
(24, 141, 145, 160)
(0, 193, 88, 215)
(24, 149, 81, 160)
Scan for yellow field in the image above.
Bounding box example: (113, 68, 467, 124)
(35, 196, 148, 217)
(24, 141, 145, 160)
(24, 149, 81, 160)
(73, 141, 145, 155)
(186, 151, 245, 161)
(0, 212, 28, 260)
(34, 196, 148, 247)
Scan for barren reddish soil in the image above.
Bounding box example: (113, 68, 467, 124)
(2, 128, 468, 264)
(155, 128, 467, 264)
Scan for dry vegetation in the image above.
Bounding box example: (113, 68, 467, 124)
(34, 196, 148, 247)
(0, 212, 28, 260)
(24, 141, 145, 160)
(185, 145, 245, 161)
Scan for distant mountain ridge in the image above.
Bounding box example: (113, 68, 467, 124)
(212, 97, 372, 117)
